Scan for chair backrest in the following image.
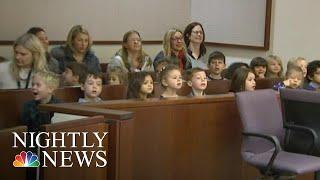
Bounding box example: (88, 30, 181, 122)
(255, 77, 283, 89)
(205, 80, 231, 94)
(280, 88, 320, 154)
(236, 89, 284, 154)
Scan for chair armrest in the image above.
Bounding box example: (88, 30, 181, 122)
(284, 123, 319, 154)
(242, 132, 281, 176)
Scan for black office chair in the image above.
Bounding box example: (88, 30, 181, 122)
(280, 88, 320, 155)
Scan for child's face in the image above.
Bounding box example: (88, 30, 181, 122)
(287, 71, 303, 89)
(309, 67, 320, 84)
(140, 75, 154, 96)
(170, 32, 184, 52)
(81, 76, 102, 99)
(268, 59, 281, 75)
(31, 75, 54, 103)
(62, 68, 78, 86)
(209, 59, 225, 75)
(162, 70, 183, 90)
(188, 71, 207, 91)
(108, 74, 120, 85)
(297, 60, 308, 77)
(245, 72, 256, 91)
(253, 66, 266, 78)
(73, 33, 89, 54)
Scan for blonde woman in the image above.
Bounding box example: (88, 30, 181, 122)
(154, 28, 186, 71)
(0, 33, 48, 89)
(55, 25, 101, 73)
(108, 30, 153, 73)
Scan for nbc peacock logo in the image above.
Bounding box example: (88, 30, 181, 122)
(13, 151, 40, 167)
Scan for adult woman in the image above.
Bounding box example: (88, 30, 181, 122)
(27, 27, 60, 74)
(56, 25, 101, 73)
(153, 28, 186, 71)
(183, 22, 207, 69)
(0, 33, 48, 89)
(108, 30, 153, 73)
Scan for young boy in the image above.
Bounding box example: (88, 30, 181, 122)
(107, 66, 128, 85)
(187, 68, 208, 96)
(250, 57, 268, 79)
(79, 72, 104, 103)
(62, 62, 88, 87)
(207, 51, 226, 80)
(22, 71, 61, 132)
(306, 60, 320, 91)
(273, 66, 304, 90)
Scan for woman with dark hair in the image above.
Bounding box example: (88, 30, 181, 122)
(27, 27, 60, 73)
(183, 22, 207, 70)
(109, 30, 153, 73)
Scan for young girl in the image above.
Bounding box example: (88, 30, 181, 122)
(231, 68, 256, 92)
(160, 64, 183, 98)
(127, 72, 154, 100)
(250, 57, 267, 79)
(266, 55, 284, 79)
(107, 66, 128, 85)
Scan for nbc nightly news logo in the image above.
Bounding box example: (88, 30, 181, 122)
(12, 132, 108, 168)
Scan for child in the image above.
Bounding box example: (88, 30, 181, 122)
(79, 72, 104, 103)
(306, 60, 320, 91)
(22, 71, 61, 132)
(127, 72, 154, 100)
(21, 70, 60, 180)
(273, 66, 304, 90)
(62, 62, 88, 87)
(225, 62, 249, 80)
(288, 57, 308, 78)
(266, 55, 284, 79)
(107, 66, 128, 85)
(230, 68, 256, 92)
(154, 58, 171, 81)
(207, 51, 226, 80)
(187, 68, 207, 96)
(160, 64, 183, 98)
(250, 57, 267, 79)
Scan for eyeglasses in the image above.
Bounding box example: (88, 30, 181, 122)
(192, 30, 203, 35)
(171, 37, 183, 42)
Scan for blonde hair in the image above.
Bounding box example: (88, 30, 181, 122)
(66, 25, 92, 53)
(118, 30, 151, 71)
(33, 71, 60, 90)
(163, 28, 185, 57)
(287, 57, 308, 69)
(266, 55, 284, 78)
(11, 33, 47, 80)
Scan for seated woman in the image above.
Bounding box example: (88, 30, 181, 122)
(27, 27, 60, 74)
(108, 30, 153, 73)
(55, 25, 101, 73)
(183, 22, 207, 70)
(0, 33, 48, 89)
(153, 28, 186, 71)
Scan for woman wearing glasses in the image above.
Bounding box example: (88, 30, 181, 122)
(153, 28, 187, 71)
(183, 22, 207, 70)
(109, 30, 153, 73)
